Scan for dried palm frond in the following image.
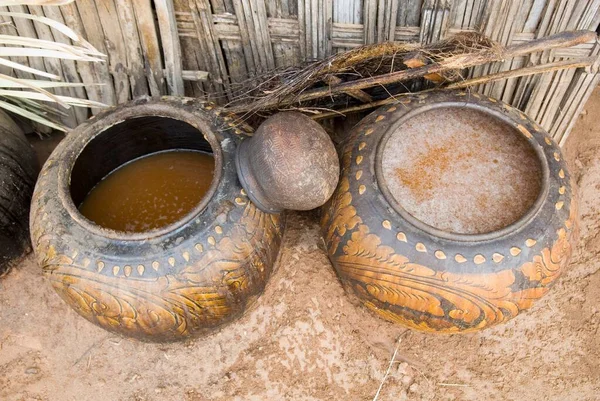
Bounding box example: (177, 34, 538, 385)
(226, 30, 595, 122)
(0, 0, 106, 131)
(227, 32, 500, 116)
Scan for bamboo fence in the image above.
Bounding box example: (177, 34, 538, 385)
(0, 0, 598, 145)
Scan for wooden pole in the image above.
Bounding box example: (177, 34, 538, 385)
(310, 56, 597, 120)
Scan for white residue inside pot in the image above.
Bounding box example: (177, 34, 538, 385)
(381, 107, 542, 235)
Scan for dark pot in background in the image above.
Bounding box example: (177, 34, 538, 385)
(320, 90, 578, 333)
(0, 110, 38, 276)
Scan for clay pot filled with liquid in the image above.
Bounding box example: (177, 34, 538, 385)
(78, 150, 216, 233)
(321, 90, 578, 333)
(30, 97, 286, 342)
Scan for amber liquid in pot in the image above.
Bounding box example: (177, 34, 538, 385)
(79, 150, 215, 233)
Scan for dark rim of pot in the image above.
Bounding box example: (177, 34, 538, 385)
(58, 103, 224, 241)
(375, 101, 550, 243)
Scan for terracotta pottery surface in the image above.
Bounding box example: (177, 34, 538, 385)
(30, 97, 284, 342)
(320, 90, 578, 333)
(236, 112, 339, 213)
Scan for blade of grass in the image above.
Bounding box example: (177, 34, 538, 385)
(0, 72, 67, 107)
(0, 57, 60, 79)
(0, 1, 104, 130)
(0, 48, 104, 61)
(0, 34, 104, 57)
(0, 78, 99, 88)
(0, 98, 66, 131)
(0, 11, 81, 43)
(11, 96, 69, 117)
(0, 34, 105, 57)
(0, 88, 107, 107)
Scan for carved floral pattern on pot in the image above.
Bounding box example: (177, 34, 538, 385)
(321, 91, 578, 333)
(30, 97, 284, 342)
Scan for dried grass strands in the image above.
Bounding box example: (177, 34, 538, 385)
(226, 32, 494, 112)
(227, 30, 596, 116)
(226, 40, 429, 112)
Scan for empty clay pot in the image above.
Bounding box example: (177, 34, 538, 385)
(320, 90, 578, 333)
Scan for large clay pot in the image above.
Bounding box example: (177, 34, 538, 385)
(0, 110, 38, 275)
(30, 97, 284, 342)
(320, 90, 577, 333)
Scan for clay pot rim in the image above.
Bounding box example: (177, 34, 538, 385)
(57, 99, 224, 242)
(375, 100, 550, 243)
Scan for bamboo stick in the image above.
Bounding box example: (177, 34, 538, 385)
(446, 57, 596, 88)
(91, 0, 130, 104)
(324, 75, 373, 102)
(40, 5, 88, 124)
(131, 0, 166, 96)
(155, 0, 184, 96)
(115, 0, 148, 98)
(310, 56, 596, 120)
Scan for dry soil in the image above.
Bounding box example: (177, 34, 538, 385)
(1, 89, 600, 401)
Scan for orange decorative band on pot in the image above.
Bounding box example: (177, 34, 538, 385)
(30, 97, 284, 342)
(320, 90, 577, 333)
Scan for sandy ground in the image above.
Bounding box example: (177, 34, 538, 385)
(2, 89, 600, 400)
